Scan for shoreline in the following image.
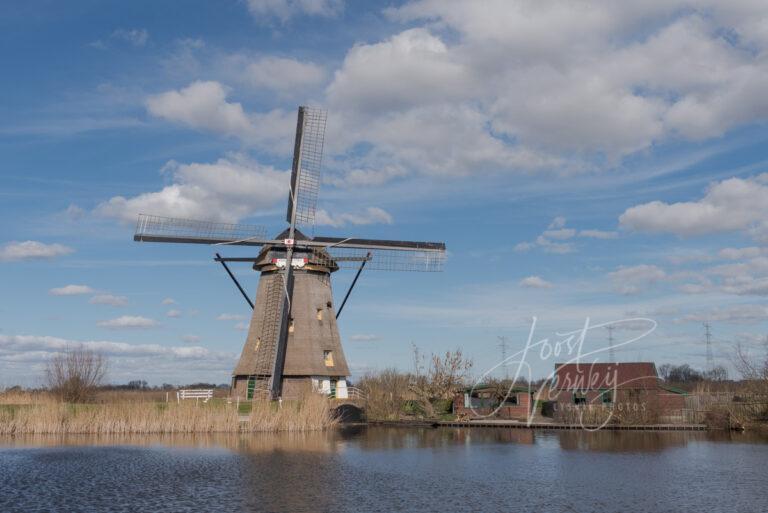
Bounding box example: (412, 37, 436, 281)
(367, 419, 710, 431)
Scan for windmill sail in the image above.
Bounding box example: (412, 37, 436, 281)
(320, 246, 445, 272)
(134, 214, 269, 246)
(286, 107, 326, 227)
(311, 236, 446, 272)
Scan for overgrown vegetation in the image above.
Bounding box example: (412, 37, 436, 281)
(0, 348, 337, 434)
(357, 346, 473, 421)
(45, 348, 107, 403)
(0, 389, 336, 435)
(1, 394, 333, 434)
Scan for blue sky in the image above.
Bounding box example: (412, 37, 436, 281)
(2, 0, 768, 386)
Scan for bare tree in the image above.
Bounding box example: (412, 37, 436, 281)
(734, 343, 768, 383)
(410, 344, 473, 417)
(45, 347, 107, 403)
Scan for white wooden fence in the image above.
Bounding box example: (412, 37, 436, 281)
(176, 389, 213, 403)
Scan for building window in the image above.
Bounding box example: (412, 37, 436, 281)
(323, 350, 334, 367)
(600, 389, 613, 404)
(573, 391, 587, 405)
(316, 308, 323, 321)
(503, 394, 518, 406)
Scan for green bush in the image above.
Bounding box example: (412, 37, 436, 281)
(430, 398, 453, 415)
(401, 400, 426, 417)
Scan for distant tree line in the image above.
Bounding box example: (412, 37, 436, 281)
(657, 363, 728, 383)
(99, 381, 230, 391)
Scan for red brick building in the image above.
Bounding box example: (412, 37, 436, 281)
(551, 362, 686, 422)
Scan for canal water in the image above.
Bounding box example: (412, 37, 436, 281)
(1, 426, 767, 512)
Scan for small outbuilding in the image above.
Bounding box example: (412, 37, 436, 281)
(454, 384, 533, 420)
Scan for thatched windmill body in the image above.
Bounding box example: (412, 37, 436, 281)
(134, 107, 446, 400)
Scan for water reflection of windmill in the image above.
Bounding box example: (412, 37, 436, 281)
(134, 107, 446, 401)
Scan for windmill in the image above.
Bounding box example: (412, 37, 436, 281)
(134, 106, 446, 401)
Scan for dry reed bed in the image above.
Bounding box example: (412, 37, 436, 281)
(0, 394, 337, 435)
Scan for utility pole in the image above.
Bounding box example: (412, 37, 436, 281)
(703, 322, 714, 373)
(497, 336, 509, 380)
(606, 325, 616, 363)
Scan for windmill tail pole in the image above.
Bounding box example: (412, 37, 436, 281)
(336, 252, 370, 320)
(215, 253, 254, 309)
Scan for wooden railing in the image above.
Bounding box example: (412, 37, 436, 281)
(176, 389, 213, 403)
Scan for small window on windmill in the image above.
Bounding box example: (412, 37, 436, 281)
(323, 350, 334, 367)
(326, 301, 332, 308)
(316, 308, 323, 321)
(289, 318, 295, 333)
(253, 337, 261, 352)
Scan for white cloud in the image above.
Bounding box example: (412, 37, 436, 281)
(166, 309, 182, 318)
(548, 217, 567, 229)
(513, 241, 535, 253)
(97, 316, 158, 329)
(620, 175, 768, 241)
(678, 304, 768, 324)
(161, 298, 177, 305)
(243, 57, 325, 92)
(718, 247, 767, 260)
(709, 257, 768, 296)
(145, 81, 295, 151)
(49, 285, 95, 296)
(0, 334, 208, 358)
(133, 3, 768, 187)
(64, 204, 85, 221)
(247, 0, 344, 22)
(0, 334, 236, 385)
(146, 81, 252, 138)
(315, 207, 393, 227)
(669, 254, 768, 297)
(327, 29, 470, 115)
(542, 228, 576, 240)
(349, 334, 380, 342)
(217, 313, 246, 321)
(519, 276, 554, 289)
(579, 229, 619, 239)
(235, 322, 249, 331)
(515, 217, 615, 254)
(535, 236, 574, 254)
(89, 294, 129, 307)
(96, 154, 288, 224)
(0, 241, 74, 262)
(181, 335, 201, 344)
(319, 2, 768, 178)
(111, 28, 149, 47)
(608, 264, 666, 295)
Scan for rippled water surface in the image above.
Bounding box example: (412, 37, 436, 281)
(1, 427, 767, 512)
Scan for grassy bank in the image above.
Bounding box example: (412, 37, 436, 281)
(0, 391, 337, 435)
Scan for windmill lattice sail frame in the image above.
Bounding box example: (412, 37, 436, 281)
(135, 214, 268, 245)
(135, 215, 446, 272)
(287, 107, 326, 227)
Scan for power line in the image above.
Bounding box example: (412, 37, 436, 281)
(497, 336, 509, 380)
(606, 325, 616, 363)
(703, 322, 714, 372)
